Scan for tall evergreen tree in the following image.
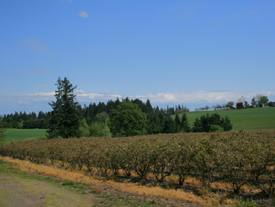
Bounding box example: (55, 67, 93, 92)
(47, 77, 81, 138)
(163, 114, 175, 133)
(147, 112, 162, 134)
(145, 99, 153, 114)
(192, 117, 203, 132)
(180, 113, 191, 132)
(220, 115, 233, 131)
(174, 114, 181, 132)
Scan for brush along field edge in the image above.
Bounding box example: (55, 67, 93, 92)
(0, 155, 223, 206)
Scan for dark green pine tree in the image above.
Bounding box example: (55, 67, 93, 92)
(47, 77, 81, 138)
(220, 115, 233, 131)
(192, 117, 203, 132)
(147, 112, 162, 134)
(163, 114, 176, 133)
(180, 113, 191, 132)
(174, 114, 181, 132)
(145, 99, 153, 114)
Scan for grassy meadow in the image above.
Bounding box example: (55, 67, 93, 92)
(175, 107, 275, 131)
(3, 129, 48, 143)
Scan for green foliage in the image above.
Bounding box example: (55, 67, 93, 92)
(79, 119, 90, 137)
(226, 101, 235, 109)
(220, 115, 233, 131)
(109, 102, 147, 137)
(146, 112, 162, 134)
(192, 113, 232, 132)
(180, 113, 191, 132)
(163, 114, 175, 133)
(254, 94, 269, 107)
(5, 117, 13, 128)
(47, 77, 81, 138)
(95, 112, 108, 123)
(234, 199, 259, 207)
(192, 117, 203, 132)
(89, 122, 111, 137)
(0, 117, 6, 144)
(88, 112, 111, 137)
(209, 125, 224, 132)
(17, 119, 24, 129)
(89, 124, 102, 137)
(174, 114, 181, 132)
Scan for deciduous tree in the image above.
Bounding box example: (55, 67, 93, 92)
(109, 102, 147, 137)
(226, 101, 234, 109)
(255, 94, 269, 107)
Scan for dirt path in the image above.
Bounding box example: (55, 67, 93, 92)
(0, 173, 203, 207)
(0, 159, 203, 207)
(0, 174, 95, 207)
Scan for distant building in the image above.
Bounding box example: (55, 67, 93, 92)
(236, 101, 245, 109)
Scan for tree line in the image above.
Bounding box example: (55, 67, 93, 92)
(0, 99, 189, 132)
(1, 77, 232, 138)
(1, 111, 50, 129)
(194, 95, 274, 112)
(46, 77, 232, 138)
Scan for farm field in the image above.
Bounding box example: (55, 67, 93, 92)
(178, 107, 275, 131)
(1, 130, 275, 206)
(3, 129, 48, 143)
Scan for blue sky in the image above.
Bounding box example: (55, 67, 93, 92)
(1, 0, 275, 115)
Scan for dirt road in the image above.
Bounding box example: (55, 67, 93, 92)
(0, 174, 95, 207)
(0, 158, 203, 207)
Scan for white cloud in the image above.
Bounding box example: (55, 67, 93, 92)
(1, 91, 274, 111)
(27, 92, 55, 96)
(143, 91, 273, 104)
(79, 11, 88, 18)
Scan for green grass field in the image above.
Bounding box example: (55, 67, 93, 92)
(3, 129, 48, 143)
(177, 107, 275, 131)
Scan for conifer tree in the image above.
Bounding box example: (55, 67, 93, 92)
(174, 114, 181, 132)
(163, 114, 176, 133)
(220, 115, 233, 131)
(145, 99, 153, 113)
(180, 113, 191, 132)
(47, 77, 80, 138)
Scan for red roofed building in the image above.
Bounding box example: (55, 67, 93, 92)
(236, 101, 245, 109)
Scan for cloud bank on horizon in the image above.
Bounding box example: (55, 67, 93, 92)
(1, 89, 274, 114)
